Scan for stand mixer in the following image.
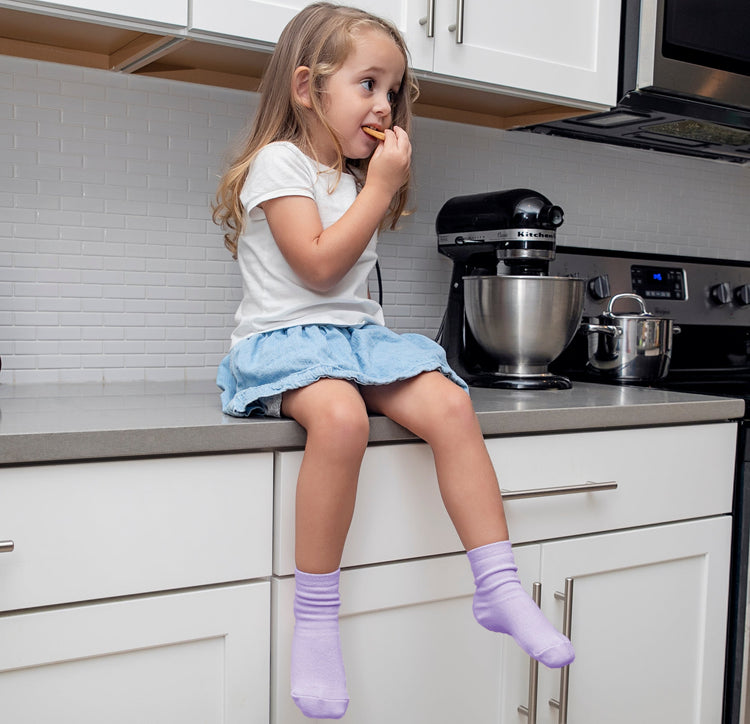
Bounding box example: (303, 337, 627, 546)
(436, 189, 585, 389)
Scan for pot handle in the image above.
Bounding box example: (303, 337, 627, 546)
(579, 323, 622, 337)
(606, 293, 650, 316)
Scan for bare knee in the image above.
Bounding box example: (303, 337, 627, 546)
(422, 384, 479, 447)
(301, 388, 370, 459)
(309, 396, 370, 453)
(444, 383, 476, 419)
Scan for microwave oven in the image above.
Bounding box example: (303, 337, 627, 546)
(522, 0, 750, 163)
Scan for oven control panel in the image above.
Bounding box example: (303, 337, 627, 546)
(631, 265, 687, 301)
(550, 247, 750, 325)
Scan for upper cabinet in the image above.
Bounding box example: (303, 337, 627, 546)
(0, 0, 620, 124)
(415, 0, 621, 107)
(6, 0, 188, 27)
(189, 0, 620, 108)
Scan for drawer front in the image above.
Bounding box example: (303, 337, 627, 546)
(273, 423, 736, 574)
(489, 422, 735, 545)
(0, 453, 273, 612)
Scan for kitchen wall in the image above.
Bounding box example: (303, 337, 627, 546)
(2, 55, 750, 384)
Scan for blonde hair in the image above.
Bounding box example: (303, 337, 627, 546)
(212, 2, 419, 257)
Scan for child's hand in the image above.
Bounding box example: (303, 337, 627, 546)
(366, 125, 411, 198)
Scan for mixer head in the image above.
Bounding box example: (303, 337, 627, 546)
(436, 188, 564, 275)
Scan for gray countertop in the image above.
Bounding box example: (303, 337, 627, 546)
(0, 378, 744, 465)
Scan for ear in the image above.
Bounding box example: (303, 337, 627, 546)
(292, 66, 313, 109)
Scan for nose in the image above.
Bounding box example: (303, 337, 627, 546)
(373, 90, 392, 117)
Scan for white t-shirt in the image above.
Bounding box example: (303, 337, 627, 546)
(231, 142, 385, 346)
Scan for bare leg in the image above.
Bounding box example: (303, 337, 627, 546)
(361, 372, 574, 668)
(282, 378, 370, 573)
(360, 371, 508, 549)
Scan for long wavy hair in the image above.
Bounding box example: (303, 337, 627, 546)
(212, 2, 419, 257)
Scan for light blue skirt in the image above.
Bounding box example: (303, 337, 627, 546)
(217, 323, 469, 417)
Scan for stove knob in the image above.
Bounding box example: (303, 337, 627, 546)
(735, 283, 750, 306)
(711, 282, 732, 305)
(587, 274, 611, 300)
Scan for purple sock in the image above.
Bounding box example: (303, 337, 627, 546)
(467, 540, 575, 669)
(291, 568, 349, 719)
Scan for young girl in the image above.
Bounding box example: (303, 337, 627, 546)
(213, 3, 574, 719)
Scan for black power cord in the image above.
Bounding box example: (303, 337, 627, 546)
(375, 260, 383, 306)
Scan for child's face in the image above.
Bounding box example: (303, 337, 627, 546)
(317, 27, 405, 165)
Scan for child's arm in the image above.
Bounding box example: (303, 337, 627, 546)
(262, 127, 411, 292)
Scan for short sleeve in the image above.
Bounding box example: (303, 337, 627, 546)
(240, 143, 316, 220)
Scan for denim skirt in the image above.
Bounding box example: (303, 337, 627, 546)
(217, 323, 469, 417)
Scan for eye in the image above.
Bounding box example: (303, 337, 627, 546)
(387, 89, 397, 105)
(360, 79, 375, 92)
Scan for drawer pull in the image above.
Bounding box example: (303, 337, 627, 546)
(501, 480, 617, 501)
(0, 540, 14, 553)
(517, 581, 542, 722)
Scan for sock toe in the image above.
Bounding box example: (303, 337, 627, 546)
(291, 694, 349, 720)
(536, 639, 576, 669)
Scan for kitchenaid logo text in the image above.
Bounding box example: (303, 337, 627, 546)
(513, 230, 556, 240)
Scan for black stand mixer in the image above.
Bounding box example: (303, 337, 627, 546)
(436, 189, 585, 390)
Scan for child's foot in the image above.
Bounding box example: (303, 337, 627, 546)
(467, 540, 575, 669)
(291, 569, 349, 719)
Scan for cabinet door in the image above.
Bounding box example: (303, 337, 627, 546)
(431, 0, 620, 107)
(0, 582, 270, 724)
(188, 0, 427, 63)
(12, 0, 188, 26)
(272, 546, 540, 724)
(536, 517, 731, 724)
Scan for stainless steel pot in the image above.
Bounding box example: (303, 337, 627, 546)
(583, 293, 680, 382)
(463, 275, 586, 377)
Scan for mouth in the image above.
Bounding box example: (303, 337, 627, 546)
(362, 125, 386, 140)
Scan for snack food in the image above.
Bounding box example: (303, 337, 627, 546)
(362, 126, 386, 140)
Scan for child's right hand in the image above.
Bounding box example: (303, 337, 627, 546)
(366, 125, 411, 199)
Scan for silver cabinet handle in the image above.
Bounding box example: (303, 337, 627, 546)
(0, 540, 14, 553)
(501, 480, 617, 501)
(549, 577, 574, 723)
(517, 581, 541, 722)
(447, 0, 465, 43)
(418, 0, 435, 37)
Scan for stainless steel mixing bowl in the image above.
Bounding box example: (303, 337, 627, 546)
(463, 275, 586, 377)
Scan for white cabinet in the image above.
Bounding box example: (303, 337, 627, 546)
(421, 0, 621, 106)
(0, 583, 270, 724)
(0, 453, 273, 610)
(272, 422, 736, 723)
(0, 453, 274, 724)
(271, 518, 731, 724)
(188, 0, 620, 107)
(189, 0, 412, 47)
(536, 517, 731, 724)
(1, 0, 188, 27)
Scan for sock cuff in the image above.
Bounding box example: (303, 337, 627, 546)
(467, 539, 517, 584)
(294, 568, 341, 589)
(467, 539, 513, 562)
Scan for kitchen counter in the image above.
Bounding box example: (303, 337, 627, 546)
(0, 379, 744, 465)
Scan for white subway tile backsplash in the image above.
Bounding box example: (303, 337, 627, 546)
(2, 55, 750, 384)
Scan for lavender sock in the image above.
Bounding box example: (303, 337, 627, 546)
(467, 540, 575, 669)
(291, 568, 349, 720)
